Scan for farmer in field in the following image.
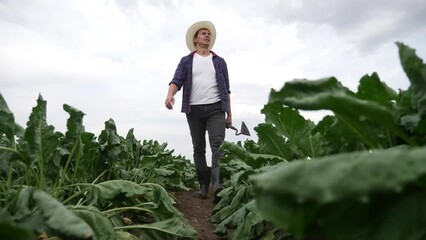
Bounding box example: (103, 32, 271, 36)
(165, 21, 231, 203)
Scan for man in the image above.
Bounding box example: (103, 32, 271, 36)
(165, 21, 231, 203)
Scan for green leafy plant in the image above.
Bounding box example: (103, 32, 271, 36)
(215, 42, 426, 239)
(0, 93, 198, 239)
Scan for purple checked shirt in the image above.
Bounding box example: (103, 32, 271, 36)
(169, 51, 231, 114)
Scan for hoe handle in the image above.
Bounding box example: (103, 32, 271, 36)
(226, 124, 240, 135)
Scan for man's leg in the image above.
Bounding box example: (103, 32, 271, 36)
(186, 105, 210, 199)
(206, 102, 226, 203)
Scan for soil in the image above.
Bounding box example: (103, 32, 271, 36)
(171, 189, 228, 240)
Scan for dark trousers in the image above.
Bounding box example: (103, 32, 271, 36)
(186, 101, 225, 191)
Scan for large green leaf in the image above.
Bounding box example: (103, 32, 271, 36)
(364, 191, 426, 240)
(254, 146, 426, 204)
(18, 95, 62, 186)
(86, 181, 196, 239)
(97, 119, 125, 180)
(254, 123, 294, 160)
(397, 42, 426, 116)
(95, 180, 151, 201)
(72, 205, 116, 240)
(298, 132, 323, 158)
(356, 72, 398, 105)
(129, 215, 197, 239)
(269, 77, 412, 147)
(78, 131, 102, 182)
(0, 94, 12, 114)
(116, 231, 139, 240)
(211, 186, 254, 224)
(0, 209, 35, 240)
(99, 119, 121, 147)
(125, 128, 142, 169)
(0, 93, 16, 147)
(313, 115, 367, 153)
(253, 146, 426, 237)
(8, 187, 34, 220)
(63, 104, 85, 139)
(32, 189, 94, 239)
(94, 180, 186, 222)
(261, 103, 322, 158)
(261, 103, 310, 143)
(54, 104, 86, 186)
(220, 141, 285, 169)
(0, 94, 25, 172)
(213, 200, 264, 240)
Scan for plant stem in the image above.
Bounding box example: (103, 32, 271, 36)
(103, 206, 153, 218)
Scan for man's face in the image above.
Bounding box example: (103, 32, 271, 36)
(194, 28, 211, 47)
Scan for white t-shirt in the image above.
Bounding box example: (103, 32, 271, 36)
(190, 53, 220, 105)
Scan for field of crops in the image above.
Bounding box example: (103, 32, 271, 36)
(1, 42, 425, 239)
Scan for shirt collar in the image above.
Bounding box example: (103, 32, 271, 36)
(189, 50, 217, 57)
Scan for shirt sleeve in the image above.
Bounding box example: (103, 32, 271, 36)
(222, 59, 231, 94)
(169, 56, 187, 90)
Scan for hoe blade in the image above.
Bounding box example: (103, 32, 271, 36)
(239, 121, 251, 136)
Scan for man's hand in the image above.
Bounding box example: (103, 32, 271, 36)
(226, 113, 232, 127)
(165, 83, 178, 110)
(165, 96, 175, 110)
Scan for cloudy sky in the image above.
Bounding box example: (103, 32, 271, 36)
(1, 0, 425, 163)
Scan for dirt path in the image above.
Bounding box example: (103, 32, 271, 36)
(171, 190, 227, 240)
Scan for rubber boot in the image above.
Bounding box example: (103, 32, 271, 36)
(193, 167, 211, 199)
(211, 167, 223, 204)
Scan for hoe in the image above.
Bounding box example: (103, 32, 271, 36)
(226, 121, 251, 136)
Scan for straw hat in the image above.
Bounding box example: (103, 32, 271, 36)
(185, 21, 216, 52)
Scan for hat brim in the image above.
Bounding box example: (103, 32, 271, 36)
(185, 21, 216, 52)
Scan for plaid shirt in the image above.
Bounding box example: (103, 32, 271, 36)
(169, 51, 231, 114)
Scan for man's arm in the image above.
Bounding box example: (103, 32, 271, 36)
(165, 83, 179, 110)
(226, 95, 232, 126)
